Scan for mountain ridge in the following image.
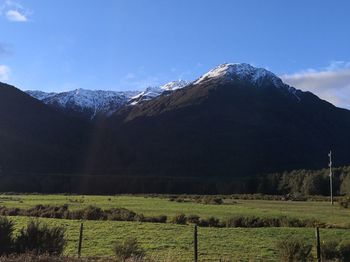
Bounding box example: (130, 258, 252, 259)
(2, 62, 350, 180)
(26, 80, 191, 119)
(0, 81, 91, 173)
(120, 63, 306, 121)
(25, 63, 305, 120)
(79, 64, 350, 177)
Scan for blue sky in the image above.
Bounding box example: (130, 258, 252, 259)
(1, 0, 350, 108)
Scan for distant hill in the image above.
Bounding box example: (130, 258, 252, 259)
(1, 63, 350, 189)
(0, 82, 90, 173)
(85, 63, 350, 177)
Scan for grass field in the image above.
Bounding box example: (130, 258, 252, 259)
(8, 216, 350, 261)
(1, 194, 350, 261)
(0, 194, 349, 227)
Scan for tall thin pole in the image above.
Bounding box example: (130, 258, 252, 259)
(315, 227, 321, 262)
(78, 223, 83, 258)
(194, 225, 198, 262)
(328, 151, 333, 205)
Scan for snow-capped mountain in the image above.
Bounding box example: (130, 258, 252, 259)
(25, 80, 191, 119)
(88, 62, 350, 179)
(25, 63, 301, 120)
(128, 86, 163, 105)
(5, 62, 350, 182)
(129, 80, 191, 105)
(26, 90, 57, 100)
(26, 88, 139, 119)
(161, 80, 190, 91)
(194, 63, 283, 86)
(193, 63, 301, 100)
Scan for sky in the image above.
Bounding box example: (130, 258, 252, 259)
(1, 0, 350, 109)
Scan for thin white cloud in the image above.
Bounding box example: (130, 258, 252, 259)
(6, 9, 27, 21)
(0, 65, 10, 81)
(325, 61, 350, 71)
(0, 0, 30, 22)
(281, 62, 350, 110)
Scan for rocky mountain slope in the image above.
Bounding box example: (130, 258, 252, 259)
(26, 80, 190, 119)
(26, 89, 139, 119)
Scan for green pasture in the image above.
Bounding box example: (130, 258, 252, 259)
(7, 216, 350, 261)
(0, 194, 349, 227)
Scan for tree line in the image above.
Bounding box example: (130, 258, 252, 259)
(0, 166, 349, 195)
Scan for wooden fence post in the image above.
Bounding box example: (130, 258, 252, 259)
(315, 227, 321, 262)
(78, 222, 84, 258)
(194, 225, 198, 262)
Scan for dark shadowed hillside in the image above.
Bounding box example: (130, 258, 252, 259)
(2, 63, 350, 194)
(0, 82, 90, 173)
(84, 64, 350, 177)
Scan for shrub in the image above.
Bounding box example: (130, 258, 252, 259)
(226, 216, 243, 227)
(201, 196, 223, 205)
(338, 241, 350, 261)
(339, 197, 350, 209)
(106, 208, 139, 221)
(265, 217, 281, 227)
(0, 217, 14, 255)
(168, 196, 176, 202)
(69, 209, 84, 220)
(82, 206, 106, 220)
(114, 237, 145, 261)
(207, 217, 220, 227)
(0, 206, 20, 216)
(26, 205, 69, 219)
(225, 216, 320, 228)
(276, 236, 313, 262)
(15, 220, 66, 256)
(0, 205, 166, 224)
(281, 217, 306, 227)
(142, 215, 167, 223)
(197, 218, 209, 227)
(320, 240, 350, 261)
(321, 240, 338, 260)
(187, 215, 200, 224)
(212, 198, 224, 205)
(171, 213, 187, 225)
(225, 216, 263, 227)
(175, 198, 187, 203)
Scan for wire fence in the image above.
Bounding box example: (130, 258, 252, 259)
(74, 222, 329, 262)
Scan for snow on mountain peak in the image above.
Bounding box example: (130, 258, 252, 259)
(192, 63, 301, 100)
(194, 63, 283, 87)
(160, 80, 191, 91)
(26, 63, 302, 118)
(26, 88, 139, 119)
(26, 80, 192, 117)
(129, 80, 191, 105)
(26, 90, 57, 100)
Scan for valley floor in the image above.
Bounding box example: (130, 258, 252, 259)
(7, 217, 350, 261)
(1, 194, 349, 227)
(1, 194, 350, 261)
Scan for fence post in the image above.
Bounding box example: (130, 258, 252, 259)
(194, 225, 198, 262)
(315, 227, 321, 262)
(78, 222, 84, 258)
